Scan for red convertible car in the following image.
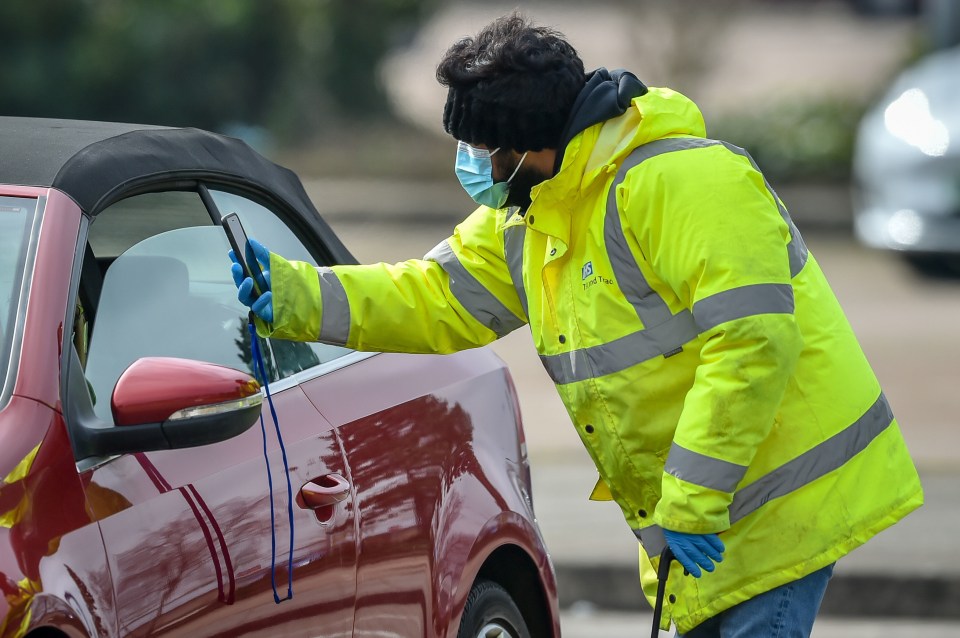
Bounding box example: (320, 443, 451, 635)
(0, 117, 559, 637)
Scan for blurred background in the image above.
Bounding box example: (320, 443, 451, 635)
(4, 0, 959, 633)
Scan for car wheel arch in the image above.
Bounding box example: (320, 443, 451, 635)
(472, 544, 553, 638)
(440, 513, 557, 638)
(20, 592, 93, 638)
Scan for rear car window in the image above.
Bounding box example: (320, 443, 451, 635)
(0, 196, 39, 404)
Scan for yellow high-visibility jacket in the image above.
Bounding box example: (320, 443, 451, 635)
(259, 87, 923, 632)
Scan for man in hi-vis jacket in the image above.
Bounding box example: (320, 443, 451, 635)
(232, 14, 922, 637)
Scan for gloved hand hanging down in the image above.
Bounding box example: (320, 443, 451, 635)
(230, 238, 274, 323)
(662, 530, 725, 578)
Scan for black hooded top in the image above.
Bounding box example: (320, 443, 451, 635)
(552, 68, 648, 174)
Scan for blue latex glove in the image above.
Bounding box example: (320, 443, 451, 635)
(229, 238, 273, 323)
(662, 530, 725, 578)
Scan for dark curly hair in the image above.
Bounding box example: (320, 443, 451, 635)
(436, 13, 586, 152)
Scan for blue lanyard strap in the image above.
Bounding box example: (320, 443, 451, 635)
(248, 319, 295, 603)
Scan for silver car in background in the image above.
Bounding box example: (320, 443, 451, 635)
(852, 44, 960, 275)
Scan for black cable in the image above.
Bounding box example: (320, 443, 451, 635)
(650, 547, 675, 638)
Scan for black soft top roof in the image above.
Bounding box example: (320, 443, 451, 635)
(0, 116, 354, 263)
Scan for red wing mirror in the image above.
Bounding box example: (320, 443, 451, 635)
(112, 357, 261, 427)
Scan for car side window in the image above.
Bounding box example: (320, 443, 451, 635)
(208, 189, 352, 367)
(82, 190, 351, 423)
(210, 190, 316, 263)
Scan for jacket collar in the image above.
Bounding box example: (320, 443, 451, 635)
(527, 86, 709, 239)
(552, 68, 648, 175)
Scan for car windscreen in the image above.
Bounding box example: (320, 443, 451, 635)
(0, 196, 39, 401)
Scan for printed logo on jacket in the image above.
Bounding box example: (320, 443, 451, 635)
(582, 261, 615, 291)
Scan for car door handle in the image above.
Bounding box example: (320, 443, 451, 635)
(296, 473, 351, 510)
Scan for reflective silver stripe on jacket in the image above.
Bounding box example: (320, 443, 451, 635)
(729, 392, 894, 524)
(503, 216, 529, 320)
(540, 312, 698, 385)
(665, 442, 749, 493)
(317, 267, 350, 345)
(604, 140, 709, 327)
(541, 279, 793, 382)
(425, 239, 524, 337)
(692, 283, 795, 333)
(635, 394, 894, 549)
(634, 525, 667, 556)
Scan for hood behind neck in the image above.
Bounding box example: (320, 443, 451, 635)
(552, 68, 647, 174)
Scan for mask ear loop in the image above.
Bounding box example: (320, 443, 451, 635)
(506, 152, 529, 184)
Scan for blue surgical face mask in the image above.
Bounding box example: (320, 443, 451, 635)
(455, 141, 527, 209)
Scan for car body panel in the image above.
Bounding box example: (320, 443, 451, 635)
(12, 188, 80, 411)
(300, 350, 554, 637)
(0, 399, 117, 638)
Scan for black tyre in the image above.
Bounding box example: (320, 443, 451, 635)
(457, 580, 531, 638)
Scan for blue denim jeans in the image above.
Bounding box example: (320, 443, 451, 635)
(677, 563, 835, 638)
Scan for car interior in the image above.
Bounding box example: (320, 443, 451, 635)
(71, 188, 341, 428)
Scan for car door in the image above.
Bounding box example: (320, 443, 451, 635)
(297, 343, 521, 637)
(75, 189, 358, 637)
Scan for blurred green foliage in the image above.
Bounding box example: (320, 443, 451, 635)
(708, 99, 867, 183)
(0, 0, 437, 143)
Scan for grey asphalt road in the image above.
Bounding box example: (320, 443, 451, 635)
(560, 609, 960, 638)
